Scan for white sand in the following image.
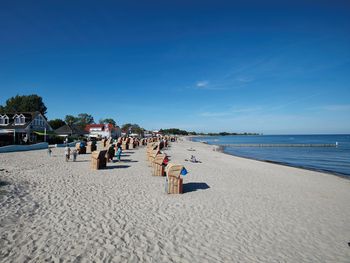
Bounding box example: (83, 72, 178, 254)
(0, 139, 349, 262)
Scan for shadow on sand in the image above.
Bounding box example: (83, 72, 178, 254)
(183, 182, 210, 193)
(119, 159, 138, 163)
(106, 165, 131, 169)
(0, 181, 11, 187)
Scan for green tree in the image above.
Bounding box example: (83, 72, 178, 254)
(99, 118, 116, 126)
(131, 124, 144, 136)
(121, 123, 132, 133)
(161, 128, 188, 135)
(65, 115, 77, 126)
(48, 119, 66, 130)
(121, 123, 144, 136)
(0, 94, 47, 116)
(76, 113, 94, 128)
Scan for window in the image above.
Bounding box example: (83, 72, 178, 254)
(0, 115, 8, 125)
(14, 114, 25, 125)
(34, 116, 45, 127)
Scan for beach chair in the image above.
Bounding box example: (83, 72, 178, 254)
(105, 138, 112, 150)
(102, 138, 107, 148)
(148, 149, 160, 165)
(152, 153, 167, 176)
(129, 138, 134, 149)
(165, 163, 185, 194)
(91, 150, 107, 169)
(146, 142, 158, 160)
(122, 142, 128, 150)
(86, 141, 97, 154)
(76, 142, 86, 154)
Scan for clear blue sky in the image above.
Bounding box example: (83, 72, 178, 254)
(1, 0, 349, 134)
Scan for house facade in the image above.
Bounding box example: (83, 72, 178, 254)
(85, 124, 121, 139)
(0, 112, 53, 146)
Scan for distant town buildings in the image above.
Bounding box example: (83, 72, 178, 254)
(85, 124, 121, 139)
(55, 124, 88, 138)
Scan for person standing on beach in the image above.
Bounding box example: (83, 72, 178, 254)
(72, 149, 78, 162)
(47, 147, 52, 157)
(116, 144, 122, 162)
(64, 146, 71, 162)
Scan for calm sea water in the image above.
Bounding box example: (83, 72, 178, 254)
(191, 135, 350, 177)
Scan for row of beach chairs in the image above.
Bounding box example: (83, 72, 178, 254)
(90, 136, 148, 169)
(146, 141, 186, 194)
(88, 136, 184, 195)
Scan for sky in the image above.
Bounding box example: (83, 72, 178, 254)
(0, 0, 350, 134)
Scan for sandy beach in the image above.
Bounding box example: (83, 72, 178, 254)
(0, 139, 349, 262)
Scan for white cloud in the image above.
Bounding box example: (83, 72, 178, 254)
(196, 80, 209, 88)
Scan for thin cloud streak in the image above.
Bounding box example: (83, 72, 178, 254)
(319, 104, 350, 111)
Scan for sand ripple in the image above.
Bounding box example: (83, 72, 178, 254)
(1, 141, 350, 262)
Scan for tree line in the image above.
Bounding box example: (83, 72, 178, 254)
(0, 94, 260, 136)
(0, 94, 143, 132)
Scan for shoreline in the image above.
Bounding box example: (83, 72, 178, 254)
(186, 136, 350, 179)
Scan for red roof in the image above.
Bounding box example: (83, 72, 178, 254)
(85, 123, 115, 132)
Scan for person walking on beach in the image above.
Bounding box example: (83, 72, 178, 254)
(72, 149, 78, 162)
(116, 144, 122, 162)
(64, 146, 71, 162)
(47, 147, 52, 157)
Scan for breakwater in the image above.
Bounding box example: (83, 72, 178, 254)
(219, 143, 337, 147)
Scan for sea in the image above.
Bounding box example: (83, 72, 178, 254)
(191, 134, 350, 178)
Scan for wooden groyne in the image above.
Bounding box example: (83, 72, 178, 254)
(219, 143, 337, 148)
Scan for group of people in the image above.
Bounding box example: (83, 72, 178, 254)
(64, 146, 78, 162)
(60, 139, 124, 163)
(108, 143, 122, 162)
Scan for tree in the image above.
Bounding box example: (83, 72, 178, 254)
(161, 128, 188, 135)
(99, 118, 116, 126)
(131, 124, 144, 136)
(64, 113, 94, 129)
(65, 115, 77, 126)
(76, 113, 94, 128)
(121, 123, 144, 136)
(0, 94, 47, 116)
(121, 123, 132, 133)
(48, 119, 66, 130)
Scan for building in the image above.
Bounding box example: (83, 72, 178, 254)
(55, 124, 88, 138)
(85, 124, 121, 139)
(0, 112, 53, 146)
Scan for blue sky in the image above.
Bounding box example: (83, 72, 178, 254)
(1, 0, 349, 134)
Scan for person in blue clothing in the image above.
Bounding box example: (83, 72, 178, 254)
(115, 144, 122, 162)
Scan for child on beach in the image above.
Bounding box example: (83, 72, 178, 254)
(116, 144, 122, 162)
(72, 149, 78, 162)
(47, 147, 52, 157)
(64, 146, 71, 162)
